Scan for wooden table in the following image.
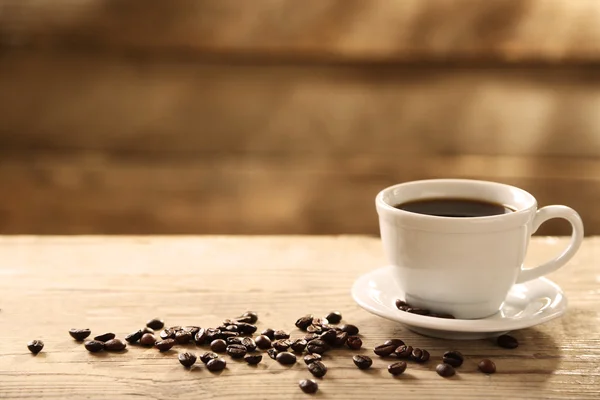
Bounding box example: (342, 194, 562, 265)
(0, 236, 598, 399)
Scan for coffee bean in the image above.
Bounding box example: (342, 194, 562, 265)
(235, 311, 258, 324)
(339, 324, 359, 335)
(276, 351, 297, 365)
(178, 352, 197, 368)
(125, 330, 143, 344)
(142, 327, 155, 335)
(384, 339, 405, 347)
(94, 333, 115, 342)
(334, 331, 348, 346)
(226, 344, 247, 358)
(146, 318, 164, 330)
(224, 325, 239, 333)
(295, 315, 314, 331)
(411, 348, 430, 363)
(236, 323, 257, 335)
(325, 311, 342, 324)
(304, 354, 322, 364)
(307, 339, 329, 355)
(395, 345, 413, 359)
(318, 330, 337, 346)
(312, 317, 329, 326)
(84, 340, 104, 353)
(261, 328, 275, 340)
(407, 307, 430, 316)
(140, 333, 156, 347)
(168, 326, 182, 332)
(200, 351, 219, 364)
(304, 333, 319, 342)
(299, 379, 318, 394)
(255, 335, 272, 349)
(478, 359, 496, 374)
(104, 338, 127, 352)
(436, 363, 455, 377)
(290, 339, 307, 353)
(388, 361, 407, 375)
(352, 355, 373, 369)
(395, 299, 409, 310)
(308, 361, 327, 377)
(497, 334, 519, 349)
(221, 331, 239, 340)
(227, 336, 243, 346)
(241, 337, 257, 352)
(27, 340, 44, 354)
(274, 330, 290, 340)
(273, 339, 292, 352)
(374, 343, 397, 357)
(206, 358, 227, 372)
(210, 339, 227, 353)
(160, 329, 175, 340)
(346, 336, 362, 350)
(267, 348, 278, 360)
(205, 328, 222, 342)
(244, 354, 263, 365)
(183, 326, 200, 337)
(155, 339, 176, 352)
(429, 313, 455, 319)
(194, 328, 207, 345)
(175, 331, 192, 344)
(442, 351, 464, 367)
(306, 324, 323, 334)
(69, 328, 91, 341)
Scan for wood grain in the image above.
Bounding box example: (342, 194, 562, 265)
(2, 0, 600, 63)
(0, 236, 598, 399)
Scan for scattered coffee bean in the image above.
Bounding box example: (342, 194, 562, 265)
(224, 325, 238, 333)
(235, 311, 258, 324)
(236, 323, 257, 335)
(395, 345, 413, 359)
(84, 340, 104, 353)
(442, 351, 464, 367)
(210, 339, 227, 353)
(353, 355, 373, 370)
(205, 328, 222, 342)
(395, 299, 409, 310)
(304, 333, 319, 342)
(155, 339, 176, 352)
(104, 338, 127, 352)
(227, 336, 244, 346)
(244, 354, 263, 365)
(183, 326, 200, 337)
(436, 363, 455, 377)
(384, 339, 405, 347)
(178, 352, 197, 368)
(299, 379, 318, 394)
(169, 326, 182, 332)
(318, 330, 337, 346)
(304, 354, 322, 365)
(325, 311, 342, 324)
(339, 324, 359, 335)
(308, 361, 327, 378)
(200, 351, 219, 364)
(221, 331, 239, 339)
(69, 328, 91, 341)
(276, 351, 297, 365)
(407, 307, 430, 316)
(125, 330, 143, 344)
(374, 343, 397, 357)
(274, 330, 290, 340)
(478, 359, 496, 374)
(160, 329, 176, 340)
(255, 335, 272, 349)
(226, 344, 247, 358)
(290, 339, 308, 353)
(346, 336, 362, 350)
(411, 348, 430, 363)
(312, 317, 329, 326)
(295, 315, 314, 331)
(206, 358, 227, 372)
(146, 318, 164, 330)
(175, 331, 192, 344)
(141, 327, 155, 335)
(27, 340, 44, 354)
(497, 334, 519, 349)
(94, 333, 115, 342)
(334, 331, 349, 346)
(306, 324, 323, 334)
(388, 361, 407, 375)
(194, 328, 207, 345)
(242, 337, 257, 352)
(140, 333, 156, 347)
(273, 339, 292, 352)
(307, 339, 329, 355)
(267, 348, 278, 360)
(261, 328, 275, 340)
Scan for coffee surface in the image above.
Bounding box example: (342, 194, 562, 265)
(394, 198, 513, 218)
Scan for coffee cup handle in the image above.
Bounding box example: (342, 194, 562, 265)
(516, 205, 584, 284)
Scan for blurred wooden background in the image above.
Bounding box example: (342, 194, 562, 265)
(1, 0, 600, 235)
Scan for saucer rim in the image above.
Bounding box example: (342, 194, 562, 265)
(351, 265, 567, 333)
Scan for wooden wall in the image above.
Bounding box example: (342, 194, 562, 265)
(1, 0, 600, 235)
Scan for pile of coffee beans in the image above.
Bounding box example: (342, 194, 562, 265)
(27, 310, 519, 394)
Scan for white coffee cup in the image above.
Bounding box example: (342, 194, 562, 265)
(375, 179, 583, 319)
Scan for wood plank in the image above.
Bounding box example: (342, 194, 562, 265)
(1, 0, 600, 63)
(2, 52, 600, 157)
(0, 154, 597, 235)
(0, 236, 597, 399)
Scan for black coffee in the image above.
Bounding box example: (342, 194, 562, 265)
(395, 198, 513, 218)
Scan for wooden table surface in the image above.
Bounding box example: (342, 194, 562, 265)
(0, 236, 598, 399)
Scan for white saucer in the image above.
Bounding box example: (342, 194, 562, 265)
(351, 266, 567, 340)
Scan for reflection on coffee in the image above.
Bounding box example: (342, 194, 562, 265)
(394, 198, 514, 218)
